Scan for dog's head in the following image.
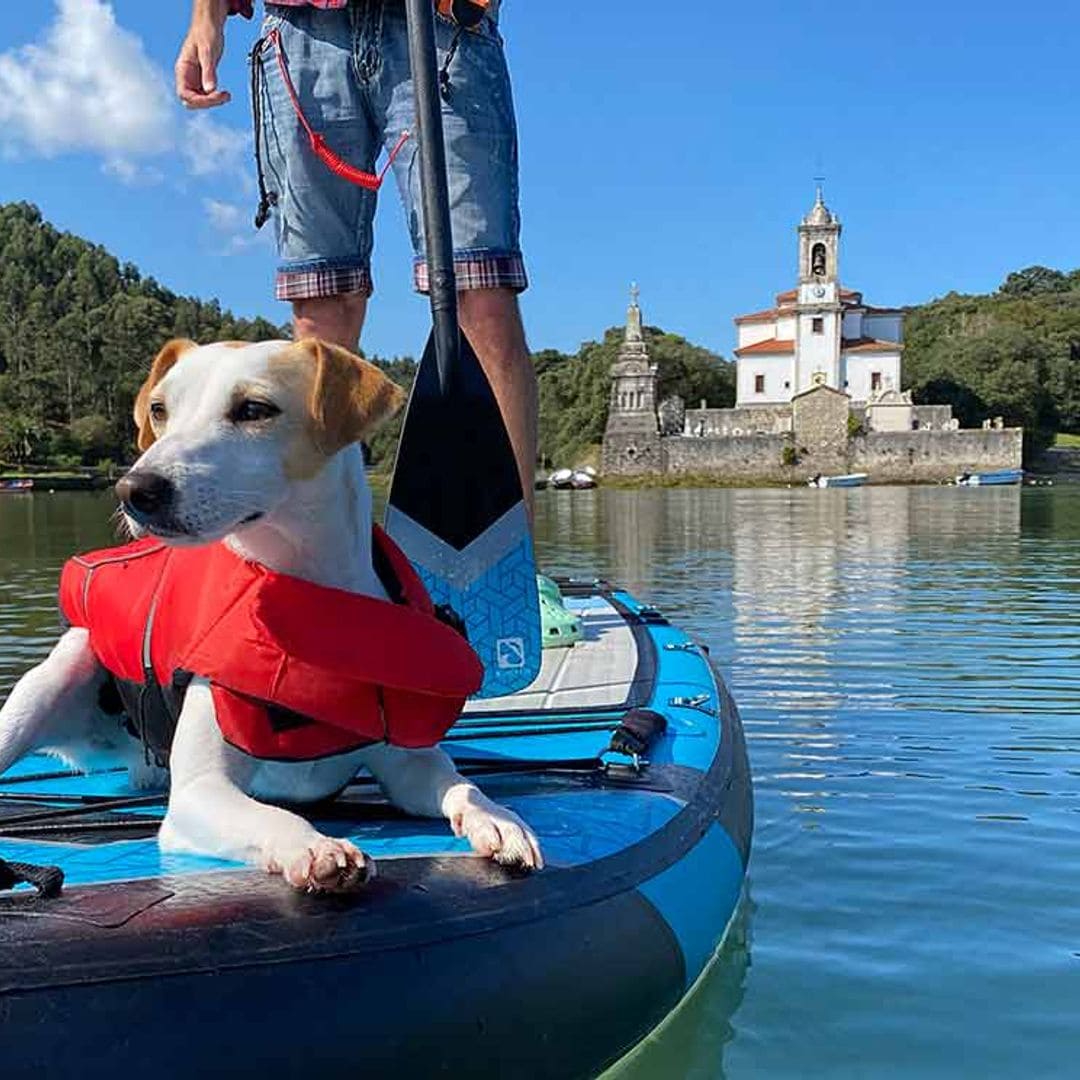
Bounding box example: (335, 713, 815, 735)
(117, 338, 405, 542)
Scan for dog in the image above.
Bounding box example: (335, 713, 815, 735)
(0, 338, 542, 891)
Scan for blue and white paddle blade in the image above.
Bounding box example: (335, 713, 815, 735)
(385, 328, 541, 698)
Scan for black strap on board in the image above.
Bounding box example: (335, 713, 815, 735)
(608, 708, 668, 760)
(0, 856, 64, 899)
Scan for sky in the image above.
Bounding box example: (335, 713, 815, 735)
(1, 0, 1078, 362)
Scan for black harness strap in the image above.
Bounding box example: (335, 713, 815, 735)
(0, 856, 64, 899)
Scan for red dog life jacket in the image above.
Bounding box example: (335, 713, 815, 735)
(58, 530, 483, 764)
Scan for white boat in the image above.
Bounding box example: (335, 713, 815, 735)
(808, 472, 868, 489)
(548, 468, 574, 490)
(570, 470, 597, 490)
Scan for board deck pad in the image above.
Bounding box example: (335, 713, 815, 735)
(386, 328, 541, 697)
(464, 598, 639, 714)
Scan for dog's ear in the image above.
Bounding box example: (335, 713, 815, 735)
(133, 339, 195, 451)
(301, 338, 407, 454)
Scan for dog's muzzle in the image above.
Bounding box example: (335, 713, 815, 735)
(115, 470, 176, 524)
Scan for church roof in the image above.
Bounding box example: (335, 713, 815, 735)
(734, 337, 795, 356)
(733, 307, 780, 324)
(734, 294, 902, 325)
(841, 336, 904, 352)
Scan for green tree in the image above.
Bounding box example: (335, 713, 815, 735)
(999, 266, 1069, 298)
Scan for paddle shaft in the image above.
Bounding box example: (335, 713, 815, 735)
(405, 0, 457, 396)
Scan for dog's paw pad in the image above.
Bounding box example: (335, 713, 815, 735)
(460, 806, 544, 871)
(279, 837, 373, 893)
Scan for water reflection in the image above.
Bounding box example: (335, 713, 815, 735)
(604, 893, 755, 1080)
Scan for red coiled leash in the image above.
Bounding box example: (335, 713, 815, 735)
(251, 28, 410, 226)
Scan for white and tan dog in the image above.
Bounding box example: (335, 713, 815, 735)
(0, 338, 542, 891)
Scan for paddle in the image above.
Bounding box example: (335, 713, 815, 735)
(385, 0, 541, 698)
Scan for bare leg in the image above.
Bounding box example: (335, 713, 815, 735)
(292, 292, 368, 351)
(458, 288, 537, 518)
(292, 287, 538, 515)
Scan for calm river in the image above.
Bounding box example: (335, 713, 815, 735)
(2, 485, 1079, 1078)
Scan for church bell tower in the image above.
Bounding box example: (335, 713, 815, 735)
(797, 185, 841, 303)
(794, 186, 843, 394)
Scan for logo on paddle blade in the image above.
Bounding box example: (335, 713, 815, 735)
(495, 636, 526, 669)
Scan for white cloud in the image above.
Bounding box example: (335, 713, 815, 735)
(102, 157, 165, 186)
(183, 113, 253, 191)
(205, 198, 246, 233)
(0, 0, 173, 159)
(203, 198, 270, 254)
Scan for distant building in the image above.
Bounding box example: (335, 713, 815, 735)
(733, 188, 904, 406)
(601, 285, 662, 476)
(600, 197, 1022, 484)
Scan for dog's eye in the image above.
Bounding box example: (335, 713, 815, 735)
(149, 402, 167, 424)
(231, 399, 281, 424)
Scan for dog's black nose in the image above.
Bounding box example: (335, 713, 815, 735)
(115, 471, 175, 517)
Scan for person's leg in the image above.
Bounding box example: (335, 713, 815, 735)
(458, 288, 537, 514)
(256, 5, 379, 351)
(377, 7, 534, 506)
(292, 293, 368, 351)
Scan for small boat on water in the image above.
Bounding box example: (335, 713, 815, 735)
(570, 467, 598, 489)
(0, 478, 33, 493)
(549, 466, 598, 490)
(0, 578, 751, 1078)
(956, 468, 1023, 487)
(808, 472, 868, 489)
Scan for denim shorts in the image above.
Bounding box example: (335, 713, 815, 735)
(256, 1, 526, 300)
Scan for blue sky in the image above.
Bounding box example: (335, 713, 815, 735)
(1, 1, 1078, 361)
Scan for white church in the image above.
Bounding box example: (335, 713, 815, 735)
(733, 189, 904, 406)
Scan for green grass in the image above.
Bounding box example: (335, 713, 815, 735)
(1054, 432, 1080, 447)
(1, 470, 86, 479)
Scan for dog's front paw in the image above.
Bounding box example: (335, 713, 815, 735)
(447, 786, 544, 870)
(268, 836, 374, 893)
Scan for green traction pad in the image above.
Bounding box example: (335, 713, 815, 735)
(538, 575, 583, 649)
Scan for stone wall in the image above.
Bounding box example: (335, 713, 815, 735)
(663, 434, 794, 482)
(601, 430, 664, 476)
(683, 404, 792, 438)
(866, 402, 954, 433)
(793, 386, 849, 472)
(913, 405, 954, 431)
(850, 429, 1022, 482)
(602, 374, 1022, 483)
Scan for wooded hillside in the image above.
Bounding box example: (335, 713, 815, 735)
(1, 202, 1075, 469)
(0, 202, 736, 471)
(0, 202, 285, 466)
(904, 266, 1080, 448)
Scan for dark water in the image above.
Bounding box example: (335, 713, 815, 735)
(3, 486, 1079, 1078)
